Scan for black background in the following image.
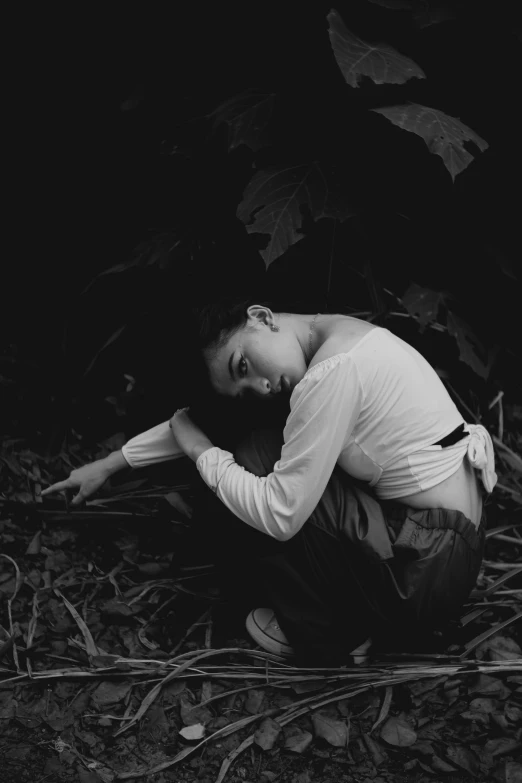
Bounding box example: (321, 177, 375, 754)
(4, 1, 521, 449)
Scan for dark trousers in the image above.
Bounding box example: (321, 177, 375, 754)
(193, 428, 485, 665)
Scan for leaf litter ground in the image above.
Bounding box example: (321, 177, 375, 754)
(1, 413, 522, 783)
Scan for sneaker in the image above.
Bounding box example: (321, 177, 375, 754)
(350, 636, 372, 665)
(246, 607, 373, 663)
(245, 608, 295, 657)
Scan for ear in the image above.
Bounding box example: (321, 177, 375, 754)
(246, 305, 275, 328)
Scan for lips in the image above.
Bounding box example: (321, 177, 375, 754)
(271, 377, 290, 395)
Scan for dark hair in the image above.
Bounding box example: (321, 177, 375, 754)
(192, 296, 322, 357)
(192, 296, 272, 358)
(187, 296, 320, 446)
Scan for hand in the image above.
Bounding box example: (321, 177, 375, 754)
(169, 408, 214, 462)
(40, 459, 113, 506)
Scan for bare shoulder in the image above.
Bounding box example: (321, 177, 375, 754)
(309, 315, 378, 369)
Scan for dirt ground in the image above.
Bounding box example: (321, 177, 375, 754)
(1, 446, 521, 783)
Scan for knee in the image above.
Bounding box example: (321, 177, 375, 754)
(234, 428, 284, 477)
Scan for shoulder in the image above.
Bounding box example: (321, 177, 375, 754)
(301, 325, 419, 396)
(308, 317, 381, 371)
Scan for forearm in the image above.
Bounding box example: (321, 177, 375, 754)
(103, 449, 130, 475)
(121, 421, 186, 469)
(187, 437, 215, 463)
(195, 448, 310, 540)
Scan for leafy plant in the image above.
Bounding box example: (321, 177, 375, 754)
(13, 3, 516, 452)
(236, 162, 354, 269)
(82, 5, 502, 385)
(371, 104, 489, 182)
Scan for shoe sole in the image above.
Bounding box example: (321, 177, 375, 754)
(245, 612, 295, 657)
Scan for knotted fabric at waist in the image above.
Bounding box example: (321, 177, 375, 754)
(464, 424, 497, 493)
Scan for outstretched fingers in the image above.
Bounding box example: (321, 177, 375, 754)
(40, 479, 74, 497)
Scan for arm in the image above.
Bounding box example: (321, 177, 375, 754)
(41, 421, 185, 504)
(121, 420, 186, 468)
(196, 355, 364, 541)
(41, 448, 130, 505)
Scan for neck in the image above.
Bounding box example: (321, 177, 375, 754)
(277, 313, 322, 363)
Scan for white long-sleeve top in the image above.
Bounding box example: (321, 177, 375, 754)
(122, 328, 497, 541)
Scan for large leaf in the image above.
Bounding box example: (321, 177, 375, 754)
(82, 230, 205, 293)
(237, 162, 354, 268)
(401, 283, 445, 331)
(446, 312, 490, 379)
(372, 104, 489, 180)
(209, 90, 275, 152)
(327, 8, 426, 87)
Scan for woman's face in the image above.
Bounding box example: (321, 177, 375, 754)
(205, 310, 307, 400)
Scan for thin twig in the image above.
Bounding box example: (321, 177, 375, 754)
(492, 436, 522, 472)
(117, 710, 279, 779)
(168, 609, 212, 657)
(370, 685, 393, 734)
(0, 554, 22, 671)
(485, 523, 522, 538)
(483, 561, 522, 571)
(215, 683, 376, 783)
(491, 534, 522, 545)
(25, 592, 40, 677)
(148, 593, 179, 623)
(461, 610, 522, 657)
(495, 483, 522, 500)
(204, 610, 213, 650)
(470, 565, 522, 599)
(54, 588, 101, 658)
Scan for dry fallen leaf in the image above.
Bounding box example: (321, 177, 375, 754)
(469, 674, 511, 699)
(380, 716, 417, 747)
(91, 681, 132, 708)
(25, 530, 42, 555)
(431, 755, 458, 773)
(180, 695, 213, 726)
(461, 696, 497, 725)
(445, 744, 481, 777)
(503, 761, 522, 783)
(479, 635, 522, 662)
(245, 688, 265, 715)
(179, 723, 205, 741)
(254, 717, 282, 750)
(312, 711, 349, 747)
(284, 725, 314, 754)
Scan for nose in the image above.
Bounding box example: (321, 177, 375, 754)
(244, 377, 272, 397)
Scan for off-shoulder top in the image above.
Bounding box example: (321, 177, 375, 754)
(122, 328, 497, 540)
